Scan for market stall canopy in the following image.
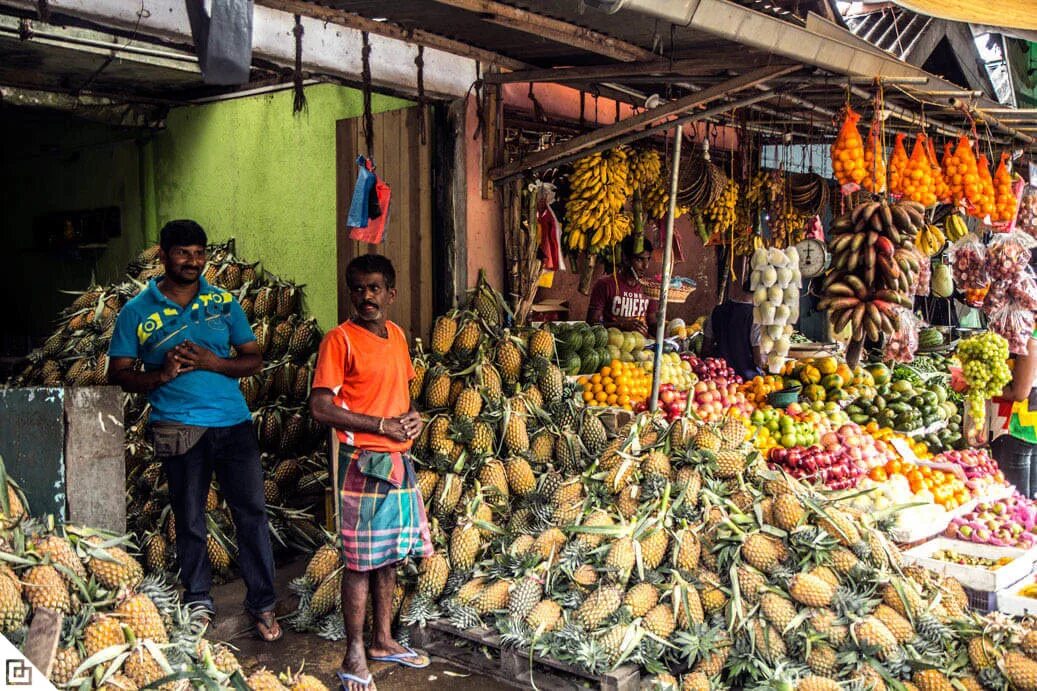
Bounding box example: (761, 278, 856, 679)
(886, 0, 1037, 32)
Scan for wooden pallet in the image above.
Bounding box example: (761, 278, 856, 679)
(407, 619, 640, 691)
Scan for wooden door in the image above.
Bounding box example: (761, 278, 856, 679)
(336, 106, 433, 342)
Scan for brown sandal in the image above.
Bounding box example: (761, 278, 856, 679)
(251, 609, 283, 642)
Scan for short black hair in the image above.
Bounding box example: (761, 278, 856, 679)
(622, 235, 653, 259)
(159, 220, 207, 252)
(346, 254, 396, 290)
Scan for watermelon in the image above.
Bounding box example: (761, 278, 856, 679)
(565, 354, 582, 376)
(581, 349, 600, 375)
(592, 324, 608, 348)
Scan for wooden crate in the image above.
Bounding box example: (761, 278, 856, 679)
(407, 619, 640, 691)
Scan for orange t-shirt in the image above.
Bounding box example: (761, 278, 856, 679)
(312, 320, 416, 452)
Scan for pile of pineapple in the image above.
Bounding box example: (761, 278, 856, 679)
(0, 462, 328, 690)
(289, 275, 1037, 690)
(14, 240, 328, 580)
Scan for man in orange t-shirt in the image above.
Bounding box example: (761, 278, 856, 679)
(310, 254, 432, 690)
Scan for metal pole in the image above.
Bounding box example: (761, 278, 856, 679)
(649, 126, 682, 413)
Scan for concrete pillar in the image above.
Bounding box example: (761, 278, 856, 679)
(63, 387, 125, 533)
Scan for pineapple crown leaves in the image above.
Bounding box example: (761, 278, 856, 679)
(671, 622, 729, 667)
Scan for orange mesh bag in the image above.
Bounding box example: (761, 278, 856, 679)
(974, 153, 996, 220)
(927, 138, 951, 205)
(903, 134, 936, 206)
(831, 107, 866, 186)
(994, 152, 1016, 222)
(862, 121, 887, 193)
(889, 133, 909, 196)
(954, 136, 981, 209)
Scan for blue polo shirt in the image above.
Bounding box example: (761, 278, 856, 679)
(109, 276, 255, 427)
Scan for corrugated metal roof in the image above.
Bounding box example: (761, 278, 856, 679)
(844, 5, 935, 60)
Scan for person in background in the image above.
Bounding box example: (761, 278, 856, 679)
(309, 254, 432, 691)
(704, 260, 762, 381)
(990, 331, 1037, 498)
(108, 220, 280, 640)
(587, 235, 658, 336)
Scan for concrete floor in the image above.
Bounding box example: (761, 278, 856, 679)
(207, 559, 511, 690)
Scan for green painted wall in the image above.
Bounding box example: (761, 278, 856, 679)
(4, 84, 413, 354)
(150, 84, 413, 329)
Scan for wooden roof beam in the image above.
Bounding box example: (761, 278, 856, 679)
(254, 0, 527, 70)
(490, 63, 800, 181)
(426, 0, 655, 63)
(484, 55, 785, 85)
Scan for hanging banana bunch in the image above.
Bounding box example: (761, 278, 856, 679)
(565, 147, 634, 252)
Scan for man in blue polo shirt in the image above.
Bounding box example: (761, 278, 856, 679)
(108, 220, 281, 641)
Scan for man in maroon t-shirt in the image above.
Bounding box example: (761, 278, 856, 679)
(587, 236, 658, 336)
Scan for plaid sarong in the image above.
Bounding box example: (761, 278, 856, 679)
(337, 444, 432, 571)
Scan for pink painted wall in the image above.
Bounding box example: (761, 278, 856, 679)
(464, 97, 505, 290)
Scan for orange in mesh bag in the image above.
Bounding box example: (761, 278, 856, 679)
(888, 133, 909, 196)
(994, 152, 1017, 223)
(926, 137, 951, 205)
(862, 120, 886, 193)
(973, 153, 996, 220)
(830, 106, 866, 186)
(903, 134, 936, 207)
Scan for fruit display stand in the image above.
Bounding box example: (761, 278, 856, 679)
(997, 578, 1037, 617)
(902, 537, 1037, 593)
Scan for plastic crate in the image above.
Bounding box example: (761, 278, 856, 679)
(965, 586, 998, 613)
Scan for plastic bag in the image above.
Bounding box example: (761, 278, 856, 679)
(884, 308, 918, 363)
(986, 230, 1031, 282)
(948, 233, 989, 306)
(990, 302, 1036, 355)
(1018, 185, 1037, 239)
(1011, 269, 1037, 311)
(347, 156, 377, 229)
(913, 253, 931, 296)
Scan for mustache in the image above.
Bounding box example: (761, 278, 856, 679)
(360, 302, 378, 310)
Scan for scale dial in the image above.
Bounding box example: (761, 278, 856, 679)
(795, 238, 830, 278)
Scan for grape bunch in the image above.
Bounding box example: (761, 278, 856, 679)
(956, 332, 1012, 432)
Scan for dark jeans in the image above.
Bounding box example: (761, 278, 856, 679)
(991, 434, 1037, 499)
(161, 421, 277, 614)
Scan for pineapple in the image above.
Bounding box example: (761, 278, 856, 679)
(531, 527, 566, 561)
(882, 579, 924, 620)
(741, 532, 786, 574)
(736, 565, 766, 604)
(23, 564, 72, 614)
(504, 457, 536, 496)
(714, 450, 745, 478)
(1003, 651, 1037, 691)
(430, 315, 458, 355)
(98, 673, 139, 690)
(452, 318, 481, 355)
(641, 451, 672, 481)
(750, 620, 786, 663)
(596, 624, 631, 668)
(305, 544, 341, 586)
(50, 646, 81, 685)
(580, 411, 608, 455)
(797, 677, 841, 691)
(643, 603, 676, 639)
(574, 586, 622, 630)
(416, 469, 439, 504)
(34, 535, 87, 583)
(454, 388, 483, 420)
(247, 670, 289, 691)
(124, 645, 167, 687)
(694, 645, 731, 677)
(681, 673, 710, 691)
(810, 609, 847, 647)
(211, 643, 241, 674)
(84, 614, 126, 657)
(287, 672, 329, 691)
(697, 571, 728, 614)
(771, 493, 805, 531)
(720, 417, 748, 448)
(207, 535, 232, 574)
(574, 509, 613, 550)
(417, 552, 449, 599)
(851, 616, 898, 660)
(428, 417, 454, 457)
(503, 404, 530, 455)
(310, 569, 343, 617)
(808, 565, 840, 590)
(469, 420, 495, 457)
(433, 473, 463, 516)
(693, 427, 722, 452)
(828, 547, 860, 575)
(623, 583, 660, 617)
(912, 670, 955, 691)
(508, 576, 542, 621)
(528, 328, 555, 359)
(424, 368, 452, 408)
(760, 591, 798, 633)
(605, 537, 636, 582)
(477, 460, 509, 499)
(84, 538, 144, 590)
(674, 586, 704, 629)
(789, 572, 835, 608)
(450, 523, 481, 570)
(672, 528, 701, 572)
(525, 600, 562, 633)
(474, 579, 511, 615)
(571, 564, 598, 589)
(1023, 629, 1037, 659)
(495, 336, 523, 384)
(0, 575, 26, 632)
(806, 645, 838, 677)
(874, 604, 914, 644)
(536, 361, 564, 404)
(530, 429, 556, 465)
(115, 594, 168, 642)
(455, 577, 487, 605)
(639, 529, 669, 571)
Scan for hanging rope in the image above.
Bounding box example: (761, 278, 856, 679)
(361, 31, 375, 155)
(579, 91, 586, 129)
(36, 0, 50, 22)
(415, 46, 427, 145)
(528, 82, 547, 123)
(292, 15, 306, 114)
(463, 62, 485, 142)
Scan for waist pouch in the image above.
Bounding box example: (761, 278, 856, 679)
(149, 422, 208, 458)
